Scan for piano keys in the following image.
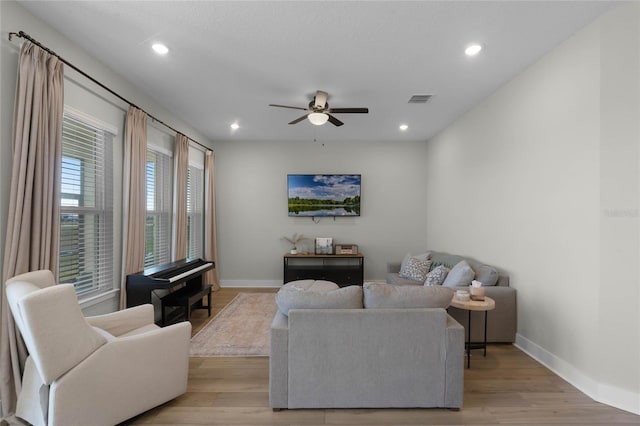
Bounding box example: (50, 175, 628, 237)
(126, 258, 215, 324)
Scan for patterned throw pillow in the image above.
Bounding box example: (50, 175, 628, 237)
(399, 256, 432, 282)
(424, 265, 450, 286)
(400, 252, 431, 272)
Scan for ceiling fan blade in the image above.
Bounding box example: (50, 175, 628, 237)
(269, 104, 309, 111)
(314, 90, 328, 109)
(329, 107, 369, 114)
(288, 114, 309, 125)
(327, 114, 344, 127)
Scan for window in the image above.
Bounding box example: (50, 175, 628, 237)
(59, 109, 114, 297)
(145, 147, 173, 268)
(187, 163, 204, 259)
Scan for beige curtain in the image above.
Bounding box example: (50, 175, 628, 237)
(173, 134, 188, 260)
(204, 150, 220, 290)
(119, 107, 148, 309)
(0, 42, 63, 423)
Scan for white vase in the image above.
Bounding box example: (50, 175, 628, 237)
(290, 248, 297, 254)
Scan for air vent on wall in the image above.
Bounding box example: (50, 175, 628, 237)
(408, 94, 433, 104)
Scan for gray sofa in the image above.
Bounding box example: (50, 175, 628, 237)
(387, 251, 516, 343)
(270, 280, 464, 410)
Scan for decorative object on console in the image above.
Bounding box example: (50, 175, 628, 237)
(335, 244, 358, 254)
(315, 237, 333, 254)
(287, 174, 361, 217)
(281, 233, 308, 254)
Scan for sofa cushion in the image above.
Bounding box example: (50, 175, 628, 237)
(424, 265, 450, 286)
(276, 284, 363, 316)
(363, 282, 453, 309)
(473, 264, 499, 286)
(399, 256, 432, 282)
(442, 260, 475, 287)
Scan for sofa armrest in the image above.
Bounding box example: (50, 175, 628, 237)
(269, 311, 289, 408)
(387, 262, 401, 273)
(445, 314, 464, 408)
(86, 304, 155, 337)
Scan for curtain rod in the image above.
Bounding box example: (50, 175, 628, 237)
(8, 30, 211, 151)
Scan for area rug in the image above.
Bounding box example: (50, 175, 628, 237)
(189, 292, 277, 357)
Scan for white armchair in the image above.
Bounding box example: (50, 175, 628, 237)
(5, 270, 191, 426)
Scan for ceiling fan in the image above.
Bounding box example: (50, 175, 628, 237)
(269, 90, 368, 127)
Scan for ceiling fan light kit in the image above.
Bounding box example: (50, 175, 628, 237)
(269, 90, 369, 127)
(308, 112, 329, 126)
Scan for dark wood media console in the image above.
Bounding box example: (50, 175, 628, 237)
(283, 253, 364, 287)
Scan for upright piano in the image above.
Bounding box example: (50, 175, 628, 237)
(126, 258, 215, 324)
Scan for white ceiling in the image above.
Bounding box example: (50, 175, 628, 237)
(18, 1, 618, 144)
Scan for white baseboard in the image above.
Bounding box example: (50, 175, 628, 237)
(515, 333, 640, 415)
(220, 279, 282, 288)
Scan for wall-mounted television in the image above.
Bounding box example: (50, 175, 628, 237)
(287, 174, 361, 217)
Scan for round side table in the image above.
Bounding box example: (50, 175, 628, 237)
(449, 296, 495, 368)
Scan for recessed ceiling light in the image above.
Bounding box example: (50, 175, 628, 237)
(465, 44, 482, 56)
(152, 43, 169, 55)
(230, 122, 240, 130)
(399, 124, 408, 131)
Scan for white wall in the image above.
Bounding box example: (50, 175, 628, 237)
(425, 3, 639, 414)
(212, 139, 428, 285)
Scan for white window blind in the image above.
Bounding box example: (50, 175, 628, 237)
(145, 148, 173, 268)
(187, 164, 204, 259)
(59, 111, 114, 297)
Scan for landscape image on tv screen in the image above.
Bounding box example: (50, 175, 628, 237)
(288, 174, 361, 217)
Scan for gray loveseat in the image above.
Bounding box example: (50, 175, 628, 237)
(270, 280, 464, 410)
(387, 251, 516, 343)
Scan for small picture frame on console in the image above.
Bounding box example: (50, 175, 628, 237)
(315, 237, 333, 255)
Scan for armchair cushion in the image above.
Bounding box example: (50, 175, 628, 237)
(86, 304, 155, 336)
(16, 284, 107, 384)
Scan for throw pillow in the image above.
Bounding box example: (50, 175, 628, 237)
(442, 260, 475, 287)
(275, 285, 363, 316)
(473, 264, 499, 286)
(280, 279, 339, 293)
(424, 265, 450, 286)
(363, 282, 454, 309)
(399, 256, 432, 282)
(400, 252, 431, 272)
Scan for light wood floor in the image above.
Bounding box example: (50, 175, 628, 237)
(128, 288, 640, 425)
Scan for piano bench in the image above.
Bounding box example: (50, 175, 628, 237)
(161, 283, 212, 325)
